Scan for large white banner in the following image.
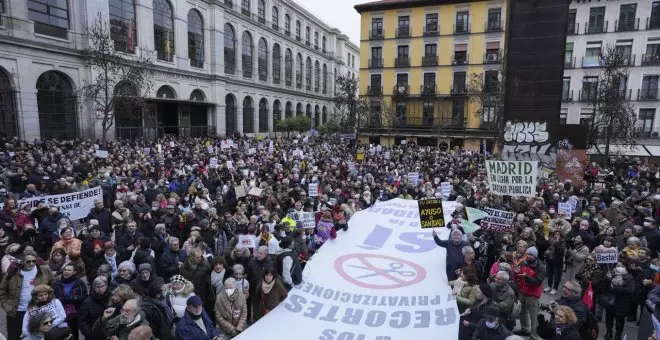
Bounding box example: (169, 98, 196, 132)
(237, 198, 459, 340)
(485, 160, 538, 197)
(0, 187, 103, 220)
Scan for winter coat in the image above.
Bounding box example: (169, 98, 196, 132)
(0, 265, 54, 317)
(52, 237, 83, 258)
(517, 260, 546, 298)
(565, 244, 589, 280)
(87, 208, 112, 235)
(22, 298, 68, 336)
(490, 282, 516, 316)
(552, 325, 581, 340)
(77, 291, 110, 340)
(39, 214, 64, 235)
(433, 235, 468, 281)
(471, 319, 512, 340)
(92, 311, 149, 340)
(457, 283, 478, 311)
(166, 280, 195, 319)
(214, 290, 248, 337)
(605, 273, 635, 316)
(141, 296, 174, 340)
(555, 296, 588, 329)
(247, 257, 274, 295)
(159, 245, 187, 281)
(548, 219, 572, 237)
(53, 277, 88, 319)
(175, 310, 221, 340)
(129, 275, 165, 296)
(179, 259, 214, 312)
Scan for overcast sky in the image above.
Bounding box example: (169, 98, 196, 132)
(295, 0, 364, 46)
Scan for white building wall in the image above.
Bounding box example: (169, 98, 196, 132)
(563, 0, 660, 136)
(0, 0, 359, 140)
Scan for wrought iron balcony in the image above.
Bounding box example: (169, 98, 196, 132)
(369, 58, 383, 68)
(367, 86, 383, 96)
(578, 89, 597, 102)
(422, 56, 438, 66)
(642, 54, 660, 66)
(424, 25, 439, 36)
(647, 17, 660, 30)
(392, 85, 410, 97)
(421, 84, 436, 96)
(638, 88, 660, 100)
(454, 23, 470, 34)
(484, 51, 501, 64)
(452, 54, 469, 65)
(486, 20, 502, 32)
(585, 21, 608, 34)
(450, 85, 467, 96)
(567, 22, 579, 35)
(565, 57, 576, 69)
(615, 18, 639, 32)
(370, 29, 384, 39)
(561, 90, 573, 102)
(394, 57, 410, 67)
(396, 27, 410, 38)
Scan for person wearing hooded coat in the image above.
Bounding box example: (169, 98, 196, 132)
(129, 263, 165, 296)
(140, 284, 174, 340)
(77, 276, 111, 340)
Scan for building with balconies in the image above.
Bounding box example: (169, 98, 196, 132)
(562, 0, 660, 148)
(0, 0, 358, 140)
(354, 0, 505, 149)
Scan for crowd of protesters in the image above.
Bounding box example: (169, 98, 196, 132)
(0, 134, 656, 340)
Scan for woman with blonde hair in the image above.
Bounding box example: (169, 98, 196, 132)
(552, 306, 580, 340)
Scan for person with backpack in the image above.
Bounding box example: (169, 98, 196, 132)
(276, 238, 302, 290)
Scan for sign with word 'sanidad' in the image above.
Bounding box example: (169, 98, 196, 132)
(418, 199, 445, 229)
(485, 160, 538, 197)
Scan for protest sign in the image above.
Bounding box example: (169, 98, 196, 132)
(384, 151, 390, 159)
(459, 220, 481, 234)
(94, 150, 109, 158)
(257, 142, 264, 149)
(348, 162, 356, 174)
(466, 207, 489, 223)
(143, 147, 151, 155)
(234, 185, 246, 198)
(226, 161, 234, 169)
(356, 153, 365, 161)
(308, 183, 318, 197)
(237, 235, 256, 249)
(376, 145, 382, 153)
(289, 211, 316, 229)
(169, 141, 175, 147)
(248, 187, 263, 197)
(207, 146, 214, 153)
(558, 202, 572, 219)
(418, 199, 444, 229)
(485, 160, 538, 197)
(480, 208, 515, 232)
(408, 172, 420, 186)
(596, 252, 618, 264)
(440, 182, 451, 199)
(569, 197, 579, 212)
(0, 187, 103, 220)
(209, 157, 219, 169)
(248, 148, 256, 155)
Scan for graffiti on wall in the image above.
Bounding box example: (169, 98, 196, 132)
(556, 138, 585, 185)
(501, 121, 556, 171)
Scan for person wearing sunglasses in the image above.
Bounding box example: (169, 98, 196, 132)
(0, 248, 54, 340)
(21, 284, 69, 339)
(24, 311, 72, 340)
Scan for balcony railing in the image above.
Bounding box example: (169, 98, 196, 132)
(285, 30, 290, 36)
(272, 23, 279, 31)
(241, 8, 250, 16)
(394, 57, 410, 67)
(392, 85, 410, 97)
(615, 18, 639, 32)
(647, 17, 660, 30)
(369, 58, 383, 68)
(252, 14, 265, 24)
(633, 128, 660, 139)
(585, 21, 608, 34)
(370, 29, 384, 39)
(454, 23, 471, 34)
(285, 79, 292, 87)
(451, 85, 467, 96)
(486, 20, 502, 32)
(452, 54, 469, 65)
(578, 89, 597, 102)
(565, 57, 576, 69)
(396, 27, 410, 38)
(562, 90, 573, 102)
(484, 51, 501, 64)
(424, 25, 439, 36)
(567, 22, 579, 35)
(305, 41, 310, 46)
(421, 84, 436, 96)
(638, 88, 660, 100)
(582, 55, 602, 68)
(422, 56, 438, 66)
(367, 86, 383, 96)
(622, 54, 636, 66)
(642, 54, 660, 66)
(619, 89, 632, 100)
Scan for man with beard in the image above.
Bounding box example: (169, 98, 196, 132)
(140, 284, 174, 340)
(94, 299, 149, 340)
(180, 249, 213, 313)
(87, 200, 111, 236)
(175, 295, 223, 340)
(117, 222, 142, 263)
(130, 264, 165, 297)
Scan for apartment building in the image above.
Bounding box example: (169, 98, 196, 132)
(354, 0, 506, 149)
(562, 0, 660, 146)
(0, 0, 358, 140)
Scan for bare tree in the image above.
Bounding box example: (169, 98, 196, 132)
(333, 75, 369, 132)
(467, 52, 506, 151)
(585, 44, 636, 166)
(79, 14, 154, 141)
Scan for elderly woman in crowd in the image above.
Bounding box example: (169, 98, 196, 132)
(214, 277, 248, 338)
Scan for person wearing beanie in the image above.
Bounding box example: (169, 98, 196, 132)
(459, 283, 497, 340)
(472, 305, 512, 340)
(513, 246, 546, 339)
(166, 274, 196, 321)
(129, 263, 165, 296)
(140, 284, 174, 340)
(78, 276, 111, 340)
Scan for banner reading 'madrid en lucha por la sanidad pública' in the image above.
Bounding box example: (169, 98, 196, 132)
(236, 198, 460, 340)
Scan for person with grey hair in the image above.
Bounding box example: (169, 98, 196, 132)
(491, 270, 516, 326)
(78, 276, 111, 340)
(150, 223, 170, 260)
(94, 298, 148, 339)
(114, 260, 136, 286)
(214, 277, 247, 337)
(159, 236, 186, 281)
(550, 279, 588, 332)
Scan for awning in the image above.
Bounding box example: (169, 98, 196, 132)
(643, 145, 660, 157)
(587, 144, 651, 157)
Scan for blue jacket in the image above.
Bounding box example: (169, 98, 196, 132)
(159, 245, 187, 281)
(175, 310, 221, 340)
(433, 235, 468, 281)
(40, 213, 65, 234)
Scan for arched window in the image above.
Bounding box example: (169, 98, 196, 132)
(314, 105, 320, 127)
(272, 44, 281, 84)
(36, 71, 77, 139)
(284, 14, 291, 36)
(306, 104, 312, 122)
(322, 36, 326, 53)
(305, 57, 312, 91)
(190, 89, 205, 101)
(295, 53, 303, 89)
(257, 0, 266, 24)
(109, 0, 137, 53)
(153, 0, 174, 61)
(285, 101, 293, 119)
(242, 31, 253, 78)
(156, 85, 176, 99)
(243, 96, 254, 133)
(322, 106, 328, 124)
(334, 68, 337, 93)
(258, 98, 268, 133)
(272, 7, 279, 30)
(226, 94, 237, 134)
(224, 24, 236, 74)
(187, 10, 204, 68)
(273, 100, 282, 125)
(0, 67, 17, 138)
(296, 103, 303, 117)
(314, 31, 319, 50)
(258, 38, 268, 81)
(314, 61, 320, 92)
(28, 0, 69, 39)
(305, 26, 310, 45)
(114, 81, 141, 138)
(322, 63, 328, 94)
(284, 49, 293, 87)
(295, 20, 301, 40)
(241, 0, 250, 16)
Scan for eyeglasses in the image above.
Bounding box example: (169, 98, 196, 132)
(24, 260, 36, 264)
(42, 320, 52, 326)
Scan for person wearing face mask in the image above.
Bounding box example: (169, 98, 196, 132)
(601, 264, 634, 340)
(471, 305, 511, 340)
(642, 217, 660, 259)
(177, 295, 223, 340)
(140, 284, 174, 340)
(214, 277, 247, 338)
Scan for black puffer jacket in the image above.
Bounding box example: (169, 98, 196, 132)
(601, 273, 635, 316)
(77, 290, 110, 340)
